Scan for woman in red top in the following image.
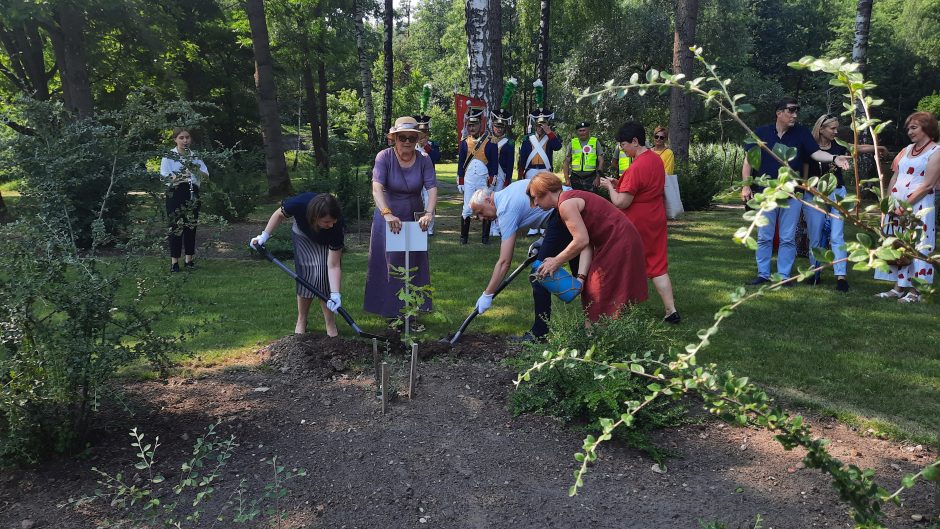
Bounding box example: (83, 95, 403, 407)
(529, 172, 648, 322)
(600, 121, 680, 323)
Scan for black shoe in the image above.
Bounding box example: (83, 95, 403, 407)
(747, 276, 770, 286)
(663, 312, 682, 324)
(836, 278, 849, 292)
(170, 263, 180, 273)
(803, 271, 821, 286)
(184, 260, 195, 269)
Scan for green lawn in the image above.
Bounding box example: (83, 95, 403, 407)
(124, 187, 939, 443)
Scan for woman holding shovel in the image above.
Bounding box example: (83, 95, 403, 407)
(251, 193, 345, 336)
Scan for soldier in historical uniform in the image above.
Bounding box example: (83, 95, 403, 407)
(517, 80, 561, 183)
(488, 78, 518, 239)
(457, 106, 499, 244)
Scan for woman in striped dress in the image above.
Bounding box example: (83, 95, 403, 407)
(251, 193, 345, 336)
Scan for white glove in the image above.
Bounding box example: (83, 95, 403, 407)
(326, 292, 342, 313)
(475, 293, 494, 314)
(457, 184, 465, 194)
(250, 231, 270, 249)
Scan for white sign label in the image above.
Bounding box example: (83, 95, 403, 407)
(385, 221, 428, 252)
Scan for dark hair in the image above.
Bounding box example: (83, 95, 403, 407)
(774, 96, 798, 111)
(615, 121, 646, 145)
(306, 193, 342, 231)
(171, 127, 191, 139)
(905, 111, 940, 142)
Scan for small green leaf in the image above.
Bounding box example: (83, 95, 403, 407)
(746, 146, 762, 172)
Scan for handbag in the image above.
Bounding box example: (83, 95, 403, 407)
(663, 174, 684, 219)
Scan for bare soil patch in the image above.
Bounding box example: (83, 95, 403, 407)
(0, 339, 935, 529)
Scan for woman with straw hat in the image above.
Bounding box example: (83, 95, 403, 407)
(364, 116, 438, 318)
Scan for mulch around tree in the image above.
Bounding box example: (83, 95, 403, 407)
(0, 337, 935, 528)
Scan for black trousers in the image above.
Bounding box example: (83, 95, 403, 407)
(166, 183, 200, 258)
(569, 172, 598, 193)
(530, 210, 580, 338)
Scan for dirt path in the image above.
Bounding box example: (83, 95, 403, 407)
(1, 335, 935, 528)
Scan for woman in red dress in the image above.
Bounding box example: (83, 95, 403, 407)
(529, 172, 648, 322)
(600, 121, 680, 324)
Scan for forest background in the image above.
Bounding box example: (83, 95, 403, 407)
(2, 0, 940, 205)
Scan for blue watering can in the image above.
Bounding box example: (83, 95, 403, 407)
(530, 259, 582, 303)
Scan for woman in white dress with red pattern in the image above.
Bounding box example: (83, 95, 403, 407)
(874, 112, 940, 303)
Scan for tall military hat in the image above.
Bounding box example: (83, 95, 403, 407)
(491, 77, 518, 127)
(465, 105, 486, 124)
(528, 79, 554, 132)
(415, 83, 432, 132)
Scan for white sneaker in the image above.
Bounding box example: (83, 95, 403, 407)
(898, 292, 922, 303)
(875, 289, 904, 299)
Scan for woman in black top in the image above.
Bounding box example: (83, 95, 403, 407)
(251, 193, 345, 336)
(803, 113, 885, 291)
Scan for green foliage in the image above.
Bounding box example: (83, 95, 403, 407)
(200, 149, 265, 222)
(549, 52, 940, 527)
(0, 219, 199, 464)
(508, 306, 684, 456)
(916, 92, 940, 119)
(70, 421, 306, 527)
(677, 143, 743, 211)
(388, 264, 434, 346)
(297, 151, 374, 222)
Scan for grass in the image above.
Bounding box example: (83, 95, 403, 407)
(107, 181, 940, 443)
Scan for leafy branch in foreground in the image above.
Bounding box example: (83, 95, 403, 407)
(516, 280, 940, 526)
(516, 52, 940, 528)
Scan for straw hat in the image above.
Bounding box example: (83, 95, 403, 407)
(388, 116, 419, 135)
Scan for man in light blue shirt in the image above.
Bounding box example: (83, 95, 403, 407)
(469, 178, 575, 341)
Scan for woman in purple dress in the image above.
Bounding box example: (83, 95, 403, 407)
(364, 116, 438, 317)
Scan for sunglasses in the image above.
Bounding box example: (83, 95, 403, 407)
(397, 135, 419, 143)
(781, 106, 800, 114)
(654, 134, 666, 140)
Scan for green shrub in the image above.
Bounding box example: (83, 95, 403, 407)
(0, 220, 201, 464)
(676, 142, 742, 211)
(508, 305, 685, 457)
(916, 92, 940, 119)
(297, 151, 374, 223)
(200, 149, 265, 222)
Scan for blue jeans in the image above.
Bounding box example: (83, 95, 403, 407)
(755, 196, 802, 279)
(803, 188, 847, 277)
(530, 211, 579, 337)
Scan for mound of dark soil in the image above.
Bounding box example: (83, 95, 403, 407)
(262, 333, 372, 379)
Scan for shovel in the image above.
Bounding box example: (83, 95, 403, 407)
(446, 238, 542, 345)
(254, 244, 384, 341)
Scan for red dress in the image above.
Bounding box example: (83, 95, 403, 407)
(617, 149, 668, 278)
(558, 190, 648, 321)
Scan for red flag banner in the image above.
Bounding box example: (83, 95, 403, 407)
(454, 94, 487, 144)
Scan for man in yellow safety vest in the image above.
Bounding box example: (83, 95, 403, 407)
(562, 121, 605, 193)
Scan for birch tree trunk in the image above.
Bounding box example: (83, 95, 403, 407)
(354, 0, 379, 147)
(668, 0, 700, 167)
(245, 0, 291, 196)
(852, 0, 874, 189)
(465, 0, 502, 107)
(382, 0, 393, 135)
(537, 0, 550, 102)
